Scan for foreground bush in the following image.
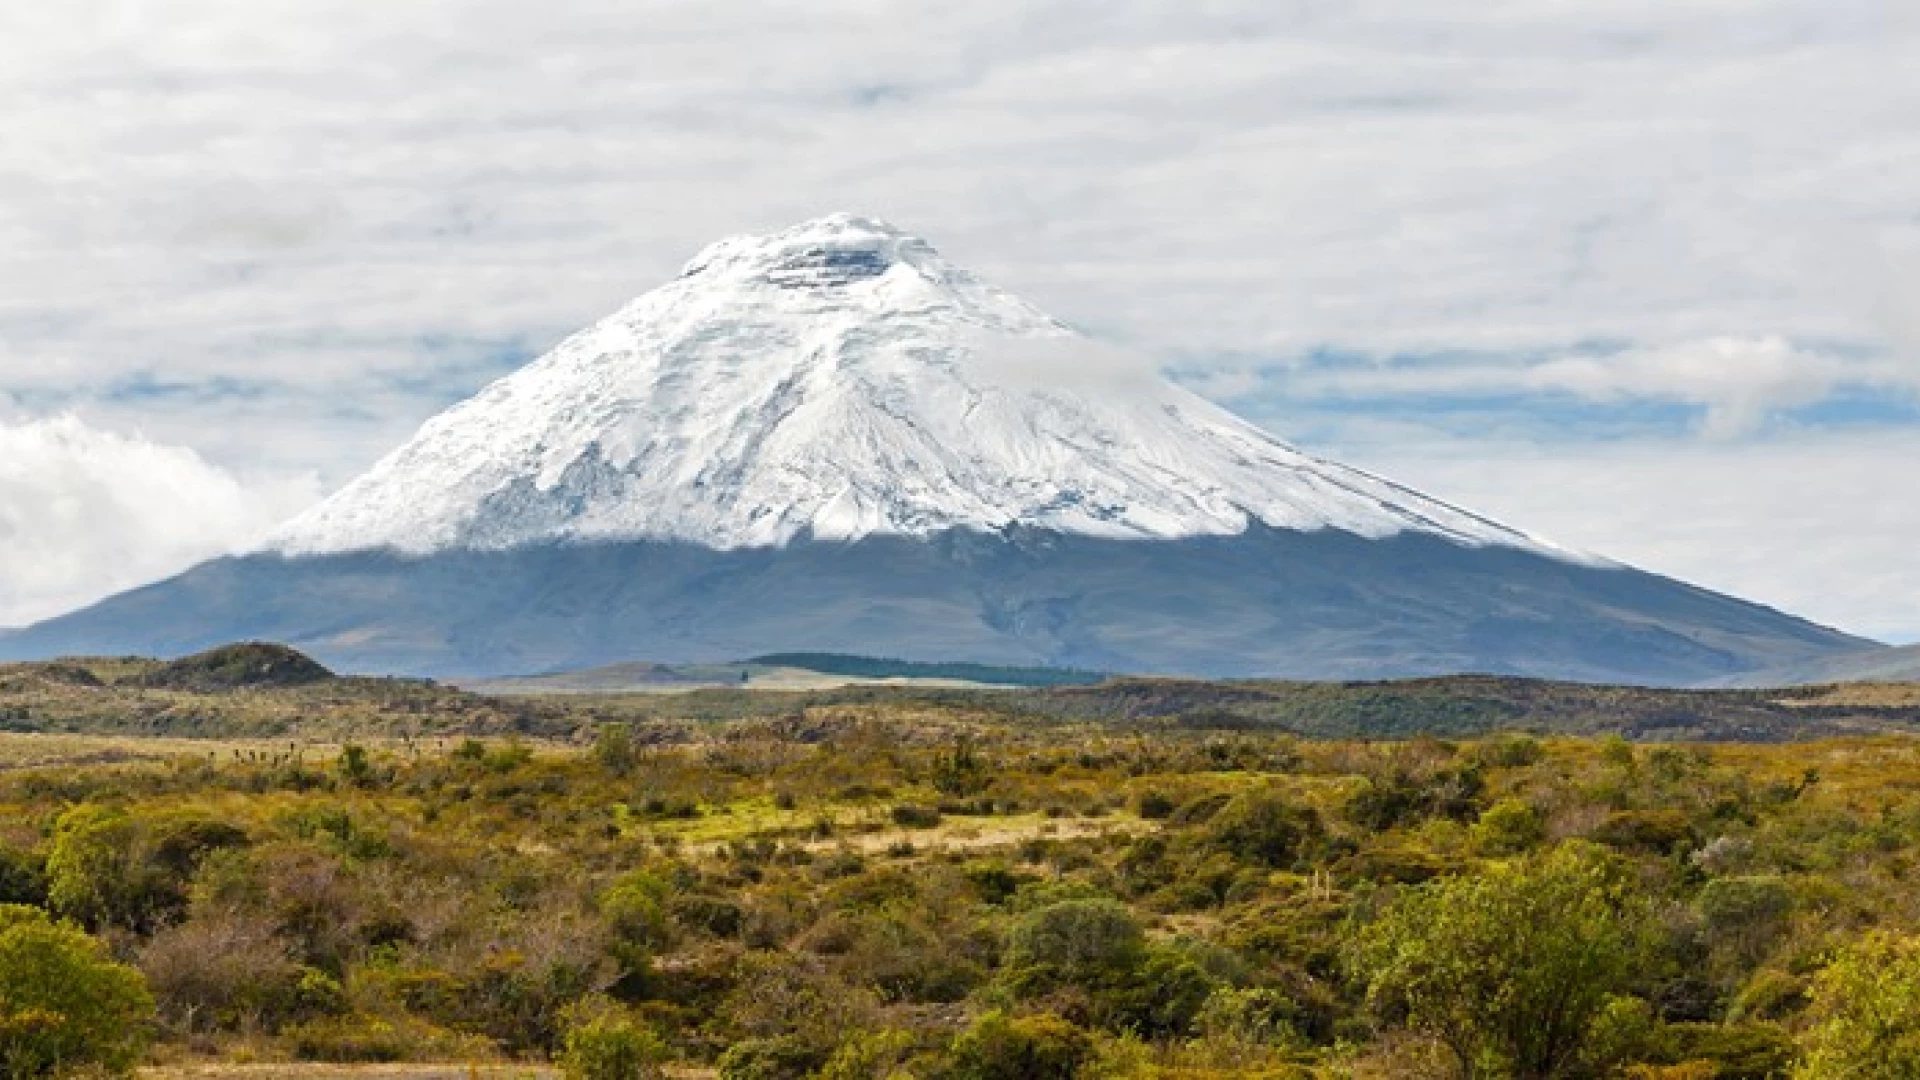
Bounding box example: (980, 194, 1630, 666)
(1354, 843, 1654, 1079)
(1001, 898, 1214, 1035)
(946, 1011, 1091, 1080)
(558, 997, 667, 1080)
(716, 1035, 830, 1080)
(0, 904, 154, 1078)
(1797, 930, 1920, 1078)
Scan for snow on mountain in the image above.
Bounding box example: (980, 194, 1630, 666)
(270, 214, 1566, 559)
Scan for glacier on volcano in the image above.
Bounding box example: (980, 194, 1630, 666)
(270, 214, 1566, 561)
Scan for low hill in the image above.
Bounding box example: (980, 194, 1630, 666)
(137, 642, 335, 691)
(0, 644, 556, 740)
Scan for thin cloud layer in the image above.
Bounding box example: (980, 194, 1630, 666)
(1258, 337, 1920, 438)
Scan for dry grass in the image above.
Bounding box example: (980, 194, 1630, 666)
(141, 1060, 556, 1068)
(139, 1060, 714, 1068)
(0, 733, 334, 772)
(0, 732, 591, 772)
(0, 733, 291, 771)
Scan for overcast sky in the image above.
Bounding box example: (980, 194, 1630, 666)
(2, 0, 1917, 642)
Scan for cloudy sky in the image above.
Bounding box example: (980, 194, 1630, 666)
(2, 0, 1917, 642)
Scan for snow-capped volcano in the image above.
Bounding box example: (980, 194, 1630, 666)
(1, 216, 1872, 685)
(271, 214, 1551, 557)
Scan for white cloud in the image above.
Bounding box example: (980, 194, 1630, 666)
(0, 417, 318, 627)
(1349, 430, 1920, 644)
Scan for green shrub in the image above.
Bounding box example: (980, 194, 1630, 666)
(294, 967, 350, 1018)
(1591, 810, 1695, 856)
(592, 725, 638, 776)
(816, 1029, 916, 1080)
(1695, 876, 1793, 969)
(1472, 798, 1546, 855)
(716, 1035, 829, 1080)
(807, 908, 983, 1004)
(1344, 766, 1485, 832)
(285, 1015, 411, 1062)
(0, 904, 153, 1078)
(961, 861, 1029, 905)
(889, 803, 943, 829)
(558, 997, 667, 1080)
(1205, 790, 1324, 869)
(1632, 1022, 1795, 1080)
(44, 804, 140, 930)
(337, 743, 374, 786)
(671, 894, 744, 937)
(1474, 736, 1545, 768)
(1195, 986, 1309, 1049)
(1001, 899, 1214, 1035)
(1003, 898, 1145, 989)
(601, 869, 672, 976)
(1101, 944, 1218, 1037)
(1169, 792, 1232, 827)
(1728, 968, 1806, 1023)
(1354, 844, 1656, 1079)
(0, 847, 44, 907)
(1334, 847, 1461, 886)
(946, 1011, 1092, 1080)
(1798, 930, 1920, 1077)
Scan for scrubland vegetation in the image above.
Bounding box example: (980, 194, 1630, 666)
(3, 641, 1920, 1068)
(5, 647, 1920, 1078)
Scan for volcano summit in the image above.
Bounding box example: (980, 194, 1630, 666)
(0, 215, 1871, 682)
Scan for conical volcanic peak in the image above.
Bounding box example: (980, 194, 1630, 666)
(12, 215, 1869, 684)
(268, 216, 1562, 559)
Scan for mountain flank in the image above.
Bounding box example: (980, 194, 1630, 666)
(1707, 642, 1920, 688)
